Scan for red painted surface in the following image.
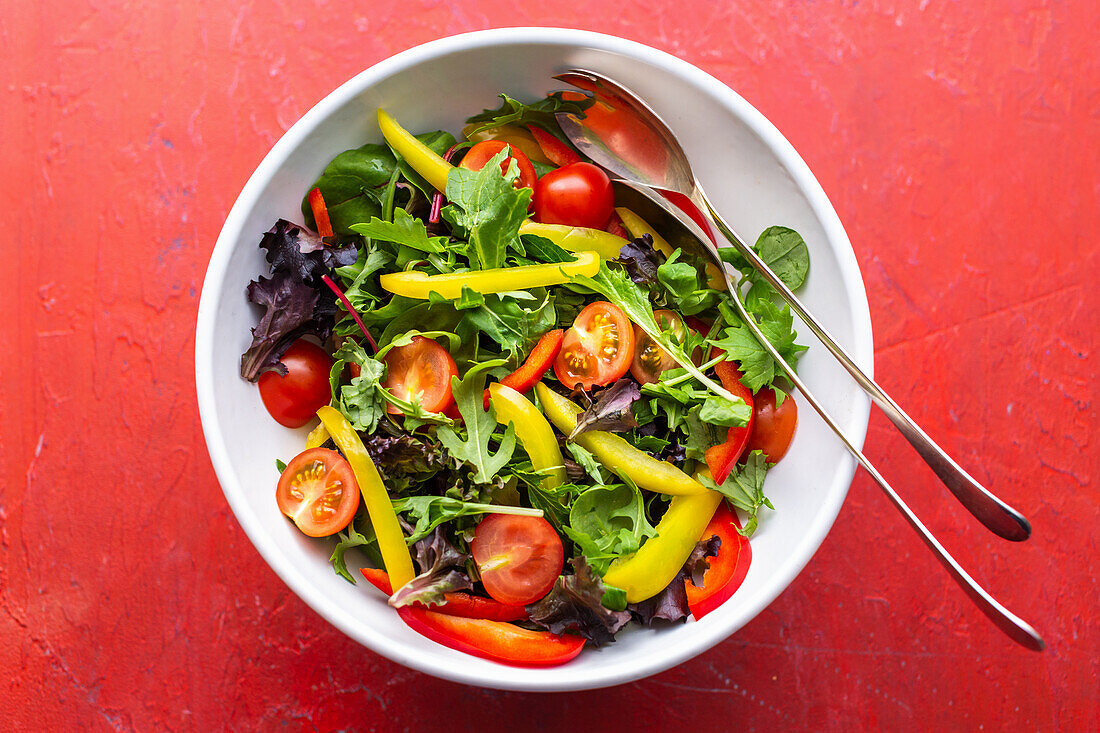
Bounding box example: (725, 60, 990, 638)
(2, 2, 1096, 730)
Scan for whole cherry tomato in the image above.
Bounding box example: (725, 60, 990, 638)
(257, 339, 333, 428)
(533, 162, 614, 229)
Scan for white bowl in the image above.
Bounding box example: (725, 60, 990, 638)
(196, 28, 873, 691)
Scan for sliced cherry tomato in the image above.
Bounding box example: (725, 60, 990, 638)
(275, 448, 359, 537)
(397, 607, 584, 667)
(526, 125, 582, 167)
(258, 339, 334, 428)
(470, 513, 563, 606)
(704, 350, 755, 483)
(533, 162, 615, 230)
(459, 140, 537, 190)
(382, 336, 458, 416)
(629, 309, 685, 385)
(360, 569, 527, 621)
(483, 329, 564, 410)
(307, 187, 333, 238)
(554, 301, 635, 390)
(684, 502, 752, 619)
(745, 387, 798, 463)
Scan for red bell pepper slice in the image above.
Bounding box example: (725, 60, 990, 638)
(659, 189, 716, 245)
(307, 187, 334, 238)
(526, 125, 582, 167)
(398, 607, 585, 667)
(684, 501, 752, 619)
(482, 328, 564, 410)
(605, 211, 630, 240)
(360, 568, 527, 622)
(704, 350, 755, 483)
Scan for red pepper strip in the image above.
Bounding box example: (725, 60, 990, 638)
(307, 187, 334, 238)
(482, 329, 565, 410)
(704, 348, 755, 484)
(526, 125, 582, 167)
(361, 569, 527, 622)
(684, 501, 752, 619)
(659, 189, 717, 245)
(398, 607, 585, 667)
(605, 211, 630, 240)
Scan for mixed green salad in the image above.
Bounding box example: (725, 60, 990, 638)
(239, 90, 810, 666)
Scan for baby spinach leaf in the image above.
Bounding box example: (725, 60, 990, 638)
(436, 361, 517, 484)
(302, 144, 399, 234)
(389, 130, 456, 200)
(445, 148, 532, 270)
(350, 208, 449, 254)
(719, 225, 810, 291)
(566, 482, 656, 575)
(699, 450, 774, 536)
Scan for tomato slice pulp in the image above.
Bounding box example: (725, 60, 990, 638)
(470, 513, 564, 606)
(275, 448, 360, 537)
(554, 301, 635, 390)
(382, 336, 458, 415)
(629, 309, 686, 385)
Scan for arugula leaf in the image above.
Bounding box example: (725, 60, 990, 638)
(465, 92, 593, 140)
(350, 208, 449, 254)
(391, 495, 542, 545)
(711, 296, 807, 395)
(699, 450, 774, 536)
(301, 144, 400, 234)
(329, 339, 388, 434)
(681, 406, 725, 461)
(459, 290, 556, 359)
(520, 234, 574, 264)
(436, 361, 517, 484)
(564, 442, 608, 486)
(571, 264, 738, 403)
(330, 513, 382, 583)
(444, 148, 532, 270)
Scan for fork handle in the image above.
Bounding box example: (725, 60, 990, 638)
(691, 186, 1032, 542)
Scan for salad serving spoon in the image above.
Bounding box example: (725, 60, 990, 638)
(610, 178, 1044, 651)
(554, 69, 1032, 544)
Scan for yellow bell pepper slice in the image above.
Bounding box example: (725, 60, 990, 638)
(377, 109, 453, 194)
(489, 383, 567, 490)
(379, 251, 600, 300)
(316, 406, 416, 588)
(305, 423, 329, 449)
(534, 383, 707, 497)
(616, 206, 724, 290)
(519, 221, 627, 261)
(602, 485, 723, 603)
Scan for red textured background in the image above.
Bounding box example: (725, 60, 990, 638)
(2, 2, 1096, 730)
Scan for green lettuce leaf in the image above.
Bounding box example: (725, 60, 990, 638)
(444, 148, 531, 270)
(435, 361, 517, 484)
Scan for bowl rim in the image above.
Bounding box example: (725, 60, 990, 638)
(196, 27, 874, 691)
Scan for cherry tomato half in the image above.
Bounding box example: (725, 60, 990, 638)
(629, 309, 686, 385)
(554, 301, 636, 390)
(459, 140, 537, 190)
(533, 162, 615, 230)
(470, 513, 564, 606)
(745, 387, 798, 463)
(257, 339, 334, 428)
(382, 336, 458, 415)
(275, 448, 360, 537)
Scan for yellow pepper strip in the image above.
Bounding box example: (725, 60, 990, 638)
(519, 221, 627, 261)
(534, 383, 707, 497)
(305, 423, 329, 449)
(603, 486, 723, 603)
(616, 206, 724, 290)
(462, 123, 551, 164)
(489, 383, 567, 490)
(316, 406, 416, 588)
(379, 251, 600, 300)
(377, 109, 453, 194)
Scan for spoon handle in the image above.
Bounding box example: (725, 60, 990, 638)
(691, 186, 1032, 543)
(704, 224, 1045, 650)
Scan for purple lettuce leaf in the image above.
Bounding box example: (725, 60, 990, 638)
(629, 535, 721, 626)
(526, 558, 631, 647)
(568, 379, 641, 440)
(388, 528, 473, 609)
